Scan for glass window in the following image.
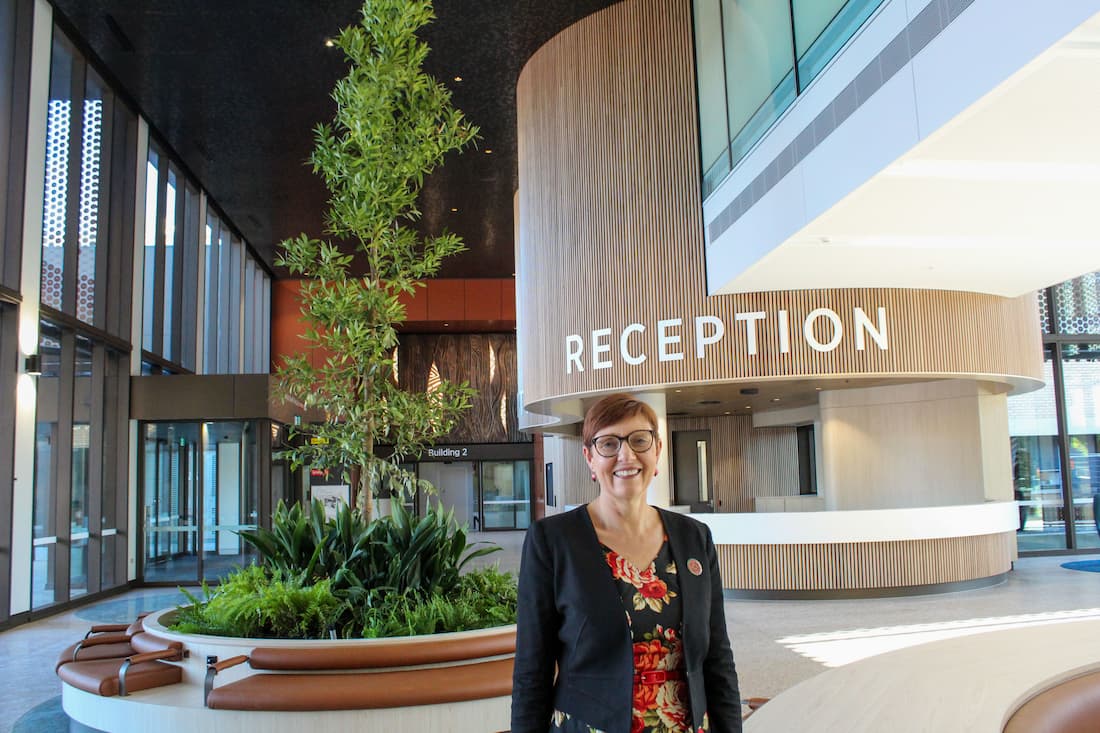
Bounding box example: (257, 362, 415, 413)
(40, 33, 76, 312)
(1061, 343, 1100, 550)
(721, 0, 795, 164)
(203, 213, 220, 373)
(142, 150, 158, 352)
(75, 69, 109, 326)
(793, 0, 885, 88)
(1053, 272, 1100, 335)
(32, 323, 64, 608)
(1008, 348, 1066, 551)
(162, 167, 177, 361)
(70, 336, 93, 598)
(228, 236, 242, 372)
(693, 0, 731, 191)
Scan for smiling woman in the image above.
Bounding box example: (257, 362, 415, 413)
(511, 393, 743, 733)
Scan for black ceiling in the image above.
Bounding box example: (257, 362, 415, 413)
(47, 0, 620, 280)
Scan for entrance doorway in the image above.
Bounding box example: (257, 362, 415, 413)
(416, 460, 531, 531)
(140, 420, 259, 583)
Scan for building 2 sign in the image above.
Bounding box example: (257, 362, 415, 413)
(565, 307, 888, 374)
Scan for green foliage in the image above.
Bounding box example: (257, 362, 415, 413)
(176, 498, 513, 639)
(169, 565, 344, 639)
(358, 567, 518, 638)
(376, 499, 500, 597)
(273, 0, 478, 521)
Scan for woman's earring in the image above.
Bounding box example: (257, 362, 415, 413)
(590, 473, 597, 482)
(654, 469, 659, 476)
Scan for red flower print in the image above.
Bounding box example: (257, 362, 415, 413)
(633, 678, 660, 710)
(640, 578, 668, 599)
(633, 639, 667, 671)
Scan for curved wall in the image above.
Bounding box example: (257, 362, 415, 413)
(515, 0, 1043, 418)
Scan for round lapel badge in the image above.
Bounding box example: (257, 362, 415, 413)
(687, 558, 703, 576)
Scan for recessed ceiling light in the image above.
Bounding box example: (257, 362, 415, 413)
(815, 387, 822, 391)
(745, 405, 752, 410)
(484, 149, 493, 154)
(450, 207, 458, 212)
(723, 411, 731, 415)
(443, 322, 449, 327)
(454, 75, 463, 82)
(674, 389, 682, 393)
(323, 37, 336, 48)
(770, 397, 781, 403)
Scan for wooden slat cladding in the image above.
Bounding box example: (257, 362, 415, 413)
(398, 334, 529, 444)
(515, 0, 1044, 412)
(715, 533, 1015, 590)
(669, 416, 798, 513)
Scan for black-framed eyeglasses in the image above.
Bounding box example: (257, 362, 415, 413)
(590, 429, 656, 458)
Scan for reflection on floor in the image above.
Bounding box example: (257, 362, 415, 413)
(3, 531, 1099, 733)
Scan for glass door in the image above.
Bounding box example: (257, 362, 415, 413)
(142, 423, 200, 581)
(201, 421, 259, 581)
(479, 461, 531, 530)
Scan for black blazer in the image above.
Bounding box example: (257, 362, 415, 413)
(511, 505, 742, 733)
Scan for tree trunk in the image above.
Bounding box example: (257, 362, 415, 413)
(355, 463, 373, 524)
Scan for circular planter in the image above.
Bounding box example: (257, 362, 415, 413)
(62, 608, 517, 733)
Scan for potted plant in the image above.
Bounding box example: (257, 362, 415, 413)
(274, 0, 478, 522)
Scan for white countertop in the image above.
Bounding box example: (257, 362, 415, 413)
(692, 502, 1018, 544)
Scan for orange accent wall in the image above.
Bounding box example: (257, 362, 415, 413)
(271, 279, 517, 369)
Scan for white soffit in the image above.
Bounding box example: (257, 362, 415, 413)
(725, 12, 1100, 297)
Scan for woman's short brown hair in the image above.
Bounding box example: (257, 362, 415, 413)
(582, 393, 659, 446)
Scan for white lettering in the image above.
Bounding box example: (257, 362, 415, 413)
(566, 334, 584, 374)
(735, 311, 766, 355)
(657, 319, 684, 362)
(592, 328, 613, 370)
(694, 316, 724, 359)
(620, 323, 647, 365)
(777, 309, 790, 354)
(804, 308, 843, 351)
(854, 307, 888, 351)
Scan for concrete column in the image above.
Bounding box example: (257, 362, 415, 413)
(636, 392, 671, 508)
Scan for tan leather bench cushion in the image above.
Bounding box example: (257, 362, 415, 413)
(58, 658, 182, 697)
(56, 640, 134, 672)
(248, 628, 515, 670)
(207, 657, 514, 710)
(1004, 670, 1100, 733)
(55, 633, 180, 672)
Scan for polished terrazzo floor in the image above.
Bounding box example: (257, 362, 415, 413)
(4, 530, 1099, 732)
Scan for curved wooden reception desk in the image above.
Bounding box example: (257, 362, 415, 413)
(694, 502, 1018, 596)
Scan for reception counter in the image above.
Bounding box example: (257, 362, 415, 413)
(693, 502, 1019, 596)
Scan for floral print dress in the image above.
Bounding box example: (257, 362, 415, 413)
(551, 537, 700, 733)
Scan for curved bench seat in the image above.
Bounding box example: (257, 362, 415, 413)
(1003, 670, 1100, 733)
(206, 658, 514, 711)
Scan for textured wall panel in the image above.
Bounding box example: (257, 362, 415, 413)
(398, 334, 529, 445)
(715, 532, 1015, 590)
(515, 0, 1043, 413)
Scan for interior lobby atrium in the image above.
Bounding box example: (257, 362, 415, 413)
(2, 0, 1100, 731)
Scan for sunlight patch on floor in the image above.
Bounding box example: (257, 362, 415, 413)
(776, 607, 1100, 667)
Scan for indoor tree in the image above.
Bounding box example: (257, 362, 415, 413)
(275, 0, 477, 521)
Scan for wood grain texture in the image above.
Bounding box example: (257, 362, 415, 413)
(515, 0, 1043, 412)
(398, 334, 528, 444)
(716, 532, 1015, 590)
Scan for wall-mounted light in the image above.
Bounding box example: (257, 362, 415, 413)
(24, 354, 42, 376)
